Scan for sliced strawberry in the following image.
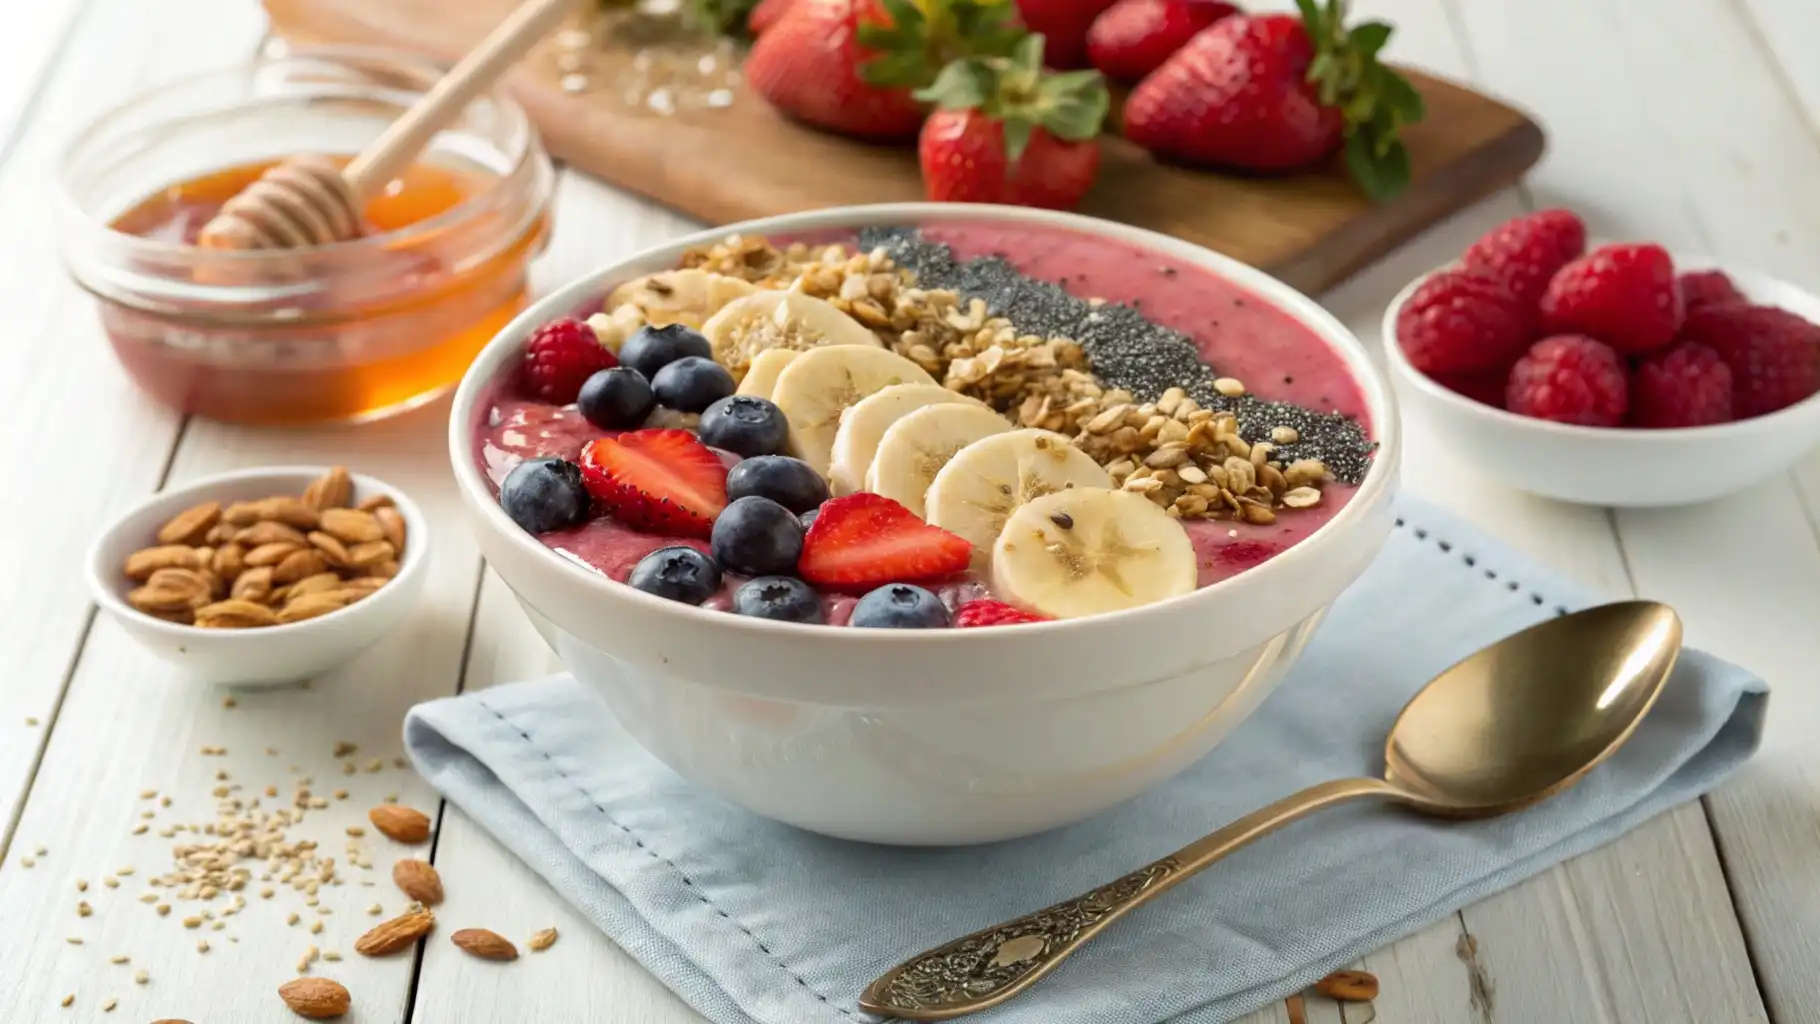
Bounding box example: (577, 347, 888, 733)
(954, 599, 1050, 627)
(798, 493, 973, 589)
(579, 430, 729, 539)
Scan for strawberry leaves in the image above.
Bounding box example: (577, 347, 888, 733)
(915, 33, 1110, 160)
(858, 0, 1027, 90)
(1295, 0, 1425, 201)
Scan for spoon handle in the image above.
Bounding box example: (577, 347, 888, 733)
(858, 776, 1396, 1021)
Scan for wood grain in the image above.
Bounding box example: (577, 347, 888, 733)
(261, 0, 1544, 296)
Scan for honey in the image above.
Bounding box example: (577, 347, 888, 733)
(98, 156, 548, 425)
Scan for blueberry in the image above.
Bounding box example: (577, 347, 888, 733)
(499, 457, 592, 534)
(577, 367, 656, 429)
(618, 323, 712, 379)
(710, 496, 804, 576)
(725, 455, 829, 515)
(626, 546, 722, 605)
(732, 576, 825, 624)
(698, 395, 789, 458)
(799, 507, 820, 530)
(850, 584, 951, 629)
(652, 356, 736, 413)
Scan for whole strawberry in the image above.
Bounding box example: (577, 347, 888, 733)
(1505, 335, 1629, 427)
(1017, 0, 1121, 68)
(1680, 304, 1820, 418)
(1395, 268, 1533, 376)
(916, 35, 1110, 209)
(745, 0, 1023, 141)
(1086, 0, 1238, 82)
(1121, 0, 1424, 199)
(1539, 242, 1683, 356)
(520, 318, 617, 405)
(1462, 209, 1586, 308)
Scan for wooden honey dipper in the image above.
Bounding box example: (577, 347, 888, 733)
(198, 0, 577, 250)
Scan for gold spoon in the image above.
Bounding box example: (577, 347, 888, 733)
(860, 600, 1683, 1021)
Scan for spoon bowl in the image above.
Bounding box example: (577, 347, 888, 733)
(861, 600, 1683, 1020)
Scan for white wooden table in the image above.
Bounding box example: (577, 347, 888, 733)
(1, 0, 1816, 1020)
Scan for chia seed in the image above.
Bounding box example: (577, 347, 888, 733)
(858, 226, 1376, 484)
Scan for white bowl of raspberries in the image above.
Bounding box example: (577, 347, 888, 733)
(1384, 208, 1820, 507)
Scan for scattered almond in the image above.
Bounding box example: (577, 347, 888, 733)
(391, 859, 443, 905)
(1312, 969, 1379, 1002)
(278, 976, 351, 1019)
(528, 927, 559, 952)
(156, 502, 221, 546)
(354, 904, 435, 956)
(452, 928, 519, 961)
(369, 804, 432, 844)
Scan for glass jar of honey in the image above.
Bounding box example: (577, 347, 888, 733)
(58, 48, 555, 425)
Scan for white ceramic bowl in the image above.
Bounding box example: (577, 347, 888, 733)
(449, 204, 1401, 846)
(87, 467, 430, 687)
(1384, 258, 1820, 507)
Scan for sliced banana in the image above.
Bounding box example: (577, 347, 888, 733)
(771, 346, 936, 477)
(606, 269, 755, 329)
(991, 488, 1196, 620)
(866, 404, 1015, 518)
(735, 348, 801, 401)
(827, 384, 985, 496)
(702, 290, 882, 381)
(924, 429, 1113, 558)
(585, 303, 648, 354)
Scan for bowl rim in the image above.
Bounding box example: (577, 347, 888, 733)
(1382, 255, 1820, 439)
(85, 465, 431, 639)
(449, 202, 1402, 640)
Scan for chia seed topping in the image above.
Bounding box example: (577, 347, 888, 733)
(858, 226, 1376, 484)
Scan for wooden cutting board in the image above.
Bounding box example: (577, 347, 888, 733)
(263, 0, 1545, 294)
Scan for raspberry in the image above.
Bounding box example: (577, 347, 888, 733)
(1540, 243, 1683, 355)
(1678, 269, 1747, 312)
(1505, 335, 1629, 427)
(1680, 304, 1820, 418)
(1395, 269, 1534, 375)
(1429, 370, 1507, 408)
(1630, 342, 1733, 428)
(1462, 208, 1586, 307)
(520, 318, 616, 405)
(953, 599, 1049, 627)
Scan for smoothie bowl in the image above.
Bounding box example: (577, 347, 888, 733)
(449, 204, 1400, 845)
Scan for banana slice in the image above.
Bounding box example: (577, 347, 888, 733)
(924, 429, 1113, 558)
(771, 346, 936, 477)
(735, 349, 801, 401)
(584, 303, 648, 355)
(703, 290, 883, 381)
(991, 488, 1197, 620)
(606, 269, 755, 329)
(866, 403, 1015, 518)
(827, 383, 984, 496)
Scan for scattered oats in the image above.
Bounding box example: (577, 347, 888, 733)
(78, 901, 92, 916)
(287, 912, 301, 926)
(101, 998, 116, 1012)
(34, 845, 45, 857)
(199, 746, 226, 756)
(156, 905, 170, 916)
(323, 951, 342, 962)
(139, 810, 155, 820)
(341, 762, 357, 777)
(131, 824, 147, 836)
(310, 919, 323, 935)
(261, 887, 275, 899)
(367, 903, 383, 916)
(109, 955, 129, 964)
(133, 970, 148, 985)
(156, 827, 174, 838)
(139, 789, 157, 800)
(1270, 425, 1301, 445)
(20, 857, 33, 868)
(75, 879, 87, 891)
(138, 893, 157, 904)
(365, 758, 384, 773)
(265, 746, 278, 756)
(221, 695, 237, 708)
(158, 795, 170, 808)
(66, 936, 82, 945)
(393, 757, 408, 770)
(318, 906, 333, 915)
(265, 786, 278, 798)
(383, 794, 397, 804)
(333, 790, 349, 801)
(297, 945, 319, 973)
(103, 877, 118, 889)
(529, 927, 559, 952)
(196, 939, 210, 953)
(60, 994, 73, 1007)
(24, 717, 38, 726)
(1213, 377, 1246, 397)
(182, 916, 202, 929)
(332, 741, 358, 758)
(116, 866, 134, 876)
(346, 827, 365, 838)
(214, 770, 229, 781)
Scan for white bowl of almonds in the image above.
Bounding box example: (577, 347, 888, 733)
(85, 465, 429, 687)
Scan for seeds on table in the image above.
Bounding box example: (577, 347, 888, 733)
(528, 927, 559, 952)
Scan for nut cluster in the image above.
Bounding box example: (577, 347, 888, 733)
(122, 467, 404, 629)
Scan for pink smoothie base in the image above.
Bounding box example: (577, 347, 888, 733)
(474, 222, 1372, 624)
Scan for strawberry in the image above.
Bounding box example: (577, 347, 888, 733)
(915, 35, 1110, 209)
(1087, 0, 1239, 83)
(747, 0, 795, 35)
(744, 0, 1024, 142)
(578, 430, 729, 539)
(797, 493, 973, 589)
(1539, 243, 1683, 356)
(519, 318, 616, 405)
(1461, 209, 1587, 308)
(1121, 0, 1424, 200)
(954, 599, 1051, 626)
(1015, 0, 1120, 69)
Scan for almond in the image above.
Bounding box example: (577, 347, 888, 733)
(235, 520, 308, 548)
(357, 493, 395, 512)
(128, 568, 215, 614)
(339, 577, 389, 598)
(211, 542, 246, 580)
(374, 506, 407, 554)
(1313, 970, 1379, 1002)
(222, 500, 268, 526)
(528, 927, 559, 952)
(124, 545, 204, 580)
(308, 531, 351, 568)
(354, 904, 435, 956)
(156, 502, 222, 545)
(205, 522, 238, 544)
(452, 928, 518, 961)
(369, 804, 432, 843)
(302, 466, 353, 511)
(273, 548, 330, 583)
(286, 573, 345, 600)
(345, 540, 395, 570)
(367, 559, 401, 580)
(231, 566, 275, 602)
(195, 599, 279, 629)
(278, 976, 350, 1018)
(278, 592, 349, 624)
(391, 859, 443, 905)
(260, 497, 322, 530)
(320, 508, 384, 545)
(244, 541, 303, 568)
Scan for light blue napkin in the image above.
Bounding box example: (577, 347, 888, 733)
(404, 495, 1767, 1024)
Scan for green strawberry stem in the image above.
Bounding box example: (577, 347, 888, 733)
(857, 0, 1027, 91)
(683, 0, 762, 37)
(915, 34, 1109, 161)
(1294, 0, 1425, 201)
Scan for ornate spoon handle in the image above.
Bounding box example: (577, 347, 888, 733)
(858, 777, 1394, 1021)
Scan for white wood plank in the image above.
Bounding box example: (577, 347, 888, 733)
(0, 0, 89, 163)
(1738, 0, 1820, 138)
(1447, 0, 1820, 1020)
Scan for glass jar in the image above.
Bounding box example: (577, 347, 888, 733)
(58, 47, 555, 425)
